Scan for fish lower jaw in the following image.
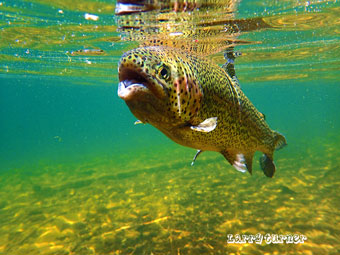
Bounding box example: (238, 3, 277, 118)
(117, 80, 149, 100)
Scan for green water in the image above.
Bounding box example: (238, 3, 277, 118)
(1, 0, 340, 254)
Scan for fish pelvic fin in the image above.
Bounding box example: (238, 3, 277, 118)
(191, 150, 203, 166)
(273, 131, 287, 151)
(221, 150, 253, 175)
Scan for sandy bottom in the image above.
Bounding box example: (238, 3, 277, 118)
(0, 142, 339, 255)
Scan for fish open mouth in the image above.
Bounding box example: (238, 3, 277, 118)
(120, 68, 148, 87)
(118, 66, 166, 100)
(118, 68, 150, 100)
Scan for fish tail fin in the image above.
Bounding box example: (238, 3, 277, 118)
(221, 150, 254, 175)
(260, 131, 287, 178)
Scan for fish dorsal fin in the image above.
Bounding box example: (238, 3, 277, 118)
(221, 50, 243, 114)
(221, 150, 253, 175)
(222, 49, 242, 88)
(190, 117, 217, 132)
(230, 76, 241, 90)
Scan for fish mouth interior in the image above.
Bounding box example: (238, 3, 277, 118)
(119, 68, 148, 88)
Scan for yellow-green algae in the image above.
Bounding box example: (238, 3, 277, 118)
(0, 137, 339, 255)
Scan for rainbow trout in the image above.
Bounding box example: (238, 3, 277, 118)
(117, 46, 287, 177)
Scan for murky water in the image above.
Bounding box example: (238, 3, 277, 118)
(0, 0, 339, 254)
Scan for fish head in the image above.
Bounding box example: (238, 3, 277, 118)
(118, 46, 203, 126)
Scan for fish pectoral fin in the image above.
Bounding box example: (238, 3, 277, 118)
(190, 117, 217, 133)
(221, 150, 253, 175)
(191, 150, 203, 166)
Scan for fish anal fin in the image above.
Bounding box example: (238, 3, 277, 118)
(260, 154, 276, 178)
(221, 150, 253, 175)
(190, 117, 217, 133)
(243, 153, 254, 175)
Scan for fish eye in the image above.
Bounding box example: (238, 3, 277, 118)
(158, 64, 171, 81)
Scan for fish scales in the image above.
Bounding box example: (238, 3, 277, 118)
(117, 46, 286, 177)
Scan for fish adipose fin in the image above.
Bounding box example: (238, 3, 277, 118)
(221, 151, 253, 175)
(190, 117, 217, 133)
(260, 112, 266, 120)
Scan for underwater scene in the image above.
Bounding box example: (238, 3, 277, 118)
(0, 0, 340, 254)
